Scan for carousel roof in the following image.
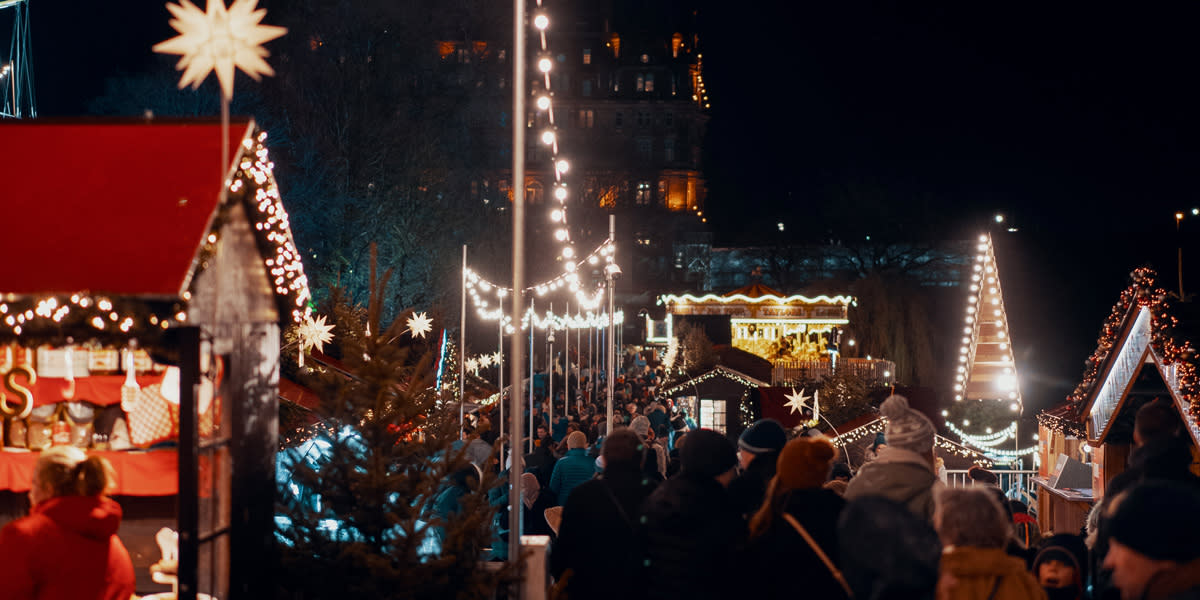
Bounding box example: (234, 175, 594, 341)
(723, 282, 785, 299)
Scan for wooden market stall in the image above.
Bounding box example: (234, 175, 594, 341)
(0, 119, 310, 598)
(1035, 268, 1200, 534)
(659, 365, 769, 440)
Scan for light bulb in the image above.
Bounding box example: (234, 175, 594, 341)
(538, 58, 553, 73)
(556, 160, 569, 173)
(551, 209, 564, 222)
(555, 186, 568, 201)
(536, 96, 551, 111)
(555, 229, 568, 241)
(533, 14, 549, 30)
(562, 247, 575, 258)
(541, 131, 555, 145)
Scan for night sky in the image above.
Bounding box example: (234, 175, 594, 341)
(23, 1, 1200, 414)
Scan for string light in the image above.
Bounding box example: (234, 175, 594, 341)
(952, 233, 1021, 412)
(658, 365, 766, 397)
(831, 418, 993, 466)
(946, 421, 1017, 447)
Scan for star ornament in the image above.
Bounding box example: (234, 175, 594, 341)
(406, 312, 434, 339)
(784, 388, 810, 416)
(153, 0, 287, 101)
(298, 314, 335, 354)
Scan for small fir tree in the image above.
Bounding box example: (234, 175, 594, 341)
(275, 249, 516, 599)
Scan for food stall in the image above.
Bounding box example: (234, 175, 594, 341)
(0, 119, 309, 598)
(1035, 268, 1200, 534)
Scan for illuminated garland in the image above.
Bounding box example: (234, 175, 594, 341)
(0, 126, 311, 344)
(1066, 268, 1200, 424)
(461, 0, 621, 327)
(945, 421, 1017, 448)
(658, 365, 767, 397)
(830, 418, 993, 466)
(1037, 411, 1085, 438)
(659, 293, 855, 306)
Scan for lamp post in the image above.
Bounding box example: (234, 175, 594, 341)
(605, 216, 620, 436)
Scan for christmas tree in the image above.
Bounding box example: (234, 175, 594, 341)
(275, 249, 516, 599)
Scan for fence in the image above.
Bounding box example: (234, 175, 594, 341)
(945, 469, 1040, 506)
(772, 357, 896, 386)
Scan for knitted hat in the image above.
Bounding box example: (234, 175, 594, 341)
(738, 419, 787, 455)
(775, 436, 836, 491)
(566, 430, 588, 449)
(629, 415, 651, 438)
(1033, 534, 1089, 590)
(1109, 480, 1200, 562)
(879, 395, 934, 454)
(680, 429, 737, 480)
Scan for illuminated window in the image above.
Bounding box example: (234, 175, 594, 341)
(498, 50, 506, 63)
(635, 181, 652, 204)
(640, 53, 650, 64)
(658, 180, 668, 203)
(578, 109, 594, 128)
(636, 74, 645, 92)
(583, 48, 592, 64)
(700, 399, 727, 434)
(645, 73, 655, 93)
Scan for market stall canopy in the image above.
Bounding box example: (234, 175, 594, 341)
(1060, 268, 1200, 447)
(0, 118, 312, 343)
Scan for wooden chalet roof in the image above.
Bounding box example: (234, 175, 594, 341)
(1053, 269, 1200, 447)
(0, 119, 251, 298)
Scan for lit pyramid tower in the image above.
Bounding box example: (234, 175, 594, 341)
(955, 234, 1022, 410)
(944, 234, 1034, 461)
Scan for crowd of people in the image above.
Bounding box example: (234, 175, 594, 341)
(460, 375, 1200, 600)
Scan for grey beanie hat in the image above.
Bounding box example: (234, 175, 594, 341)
(879, 395, 935, 454)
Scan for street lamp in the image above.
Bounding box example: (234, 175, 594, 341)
(605, 261, 621, 436)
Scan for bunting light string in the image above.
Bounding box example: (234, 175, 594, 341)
(462, 0, 621, 329)
(945, 421, 1017, 448)
(981, 444, 1039, 459)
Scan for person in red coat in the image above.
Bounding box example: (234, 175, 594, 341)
(0, 445, 136, 600)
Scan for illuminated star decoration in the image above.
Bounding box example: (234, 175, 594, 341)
(491, 352, 503, 367)
(296, 314, 334, 367)
(479, 354, 493, 369)
(406, 311, 433, 339)
(152, 0, 287, 101)
(465, 358, 479, 374)
(784, 388, 810, 416)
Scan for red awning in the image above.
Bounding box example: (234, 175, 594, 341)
(0, 119, 252, 298)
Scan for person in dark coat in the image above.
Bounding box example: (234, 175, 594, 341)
(639, 429, 743, 600)
(523, 435, 558, 490)
(0, 446, 136, 600)
(1092, 399, 1200, 600)
(742, 436, 850, 599)
(728, 418, 788, 520)
(838, 495, 942, 600)
(550, 429, 658, 600)
(1104, 481, 1200, 600)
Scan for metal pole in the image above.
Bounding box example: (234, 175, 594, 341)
(509, 0, 526, 568)
(529, 299, 535, 453)
(548, 302, 554, 439)
(498, 294, 504, 460)
(607, 214, 616, 436)
(564, 300, 569, 419)
(460, 245, 467, 439)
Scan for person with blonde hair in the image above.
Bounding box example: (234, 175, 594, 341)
(935, 487, 1046, 600)
(0, 446, 135, 599)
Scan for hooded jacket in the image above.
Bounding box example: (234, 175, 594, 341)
(0, 495, 136, 600)
(844, 447, 941, 522)
(937, 546, 1049, 600)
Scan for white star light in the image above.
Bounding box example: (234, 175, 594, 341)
(297, 314, 335, 354)
(465, 358, 479, 373)
(153, 0, 287, 101)
(784, 388, 810, 416)
(406, 312, 434, 339)
(479, 354, 493, 369)
(491, 352, 502, 367)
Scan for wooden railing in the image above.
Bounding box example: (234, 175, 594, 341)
(772, 358, 896, 386)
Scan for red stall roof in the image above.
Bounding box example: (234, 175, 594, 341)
(0, 119, 253, 299)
